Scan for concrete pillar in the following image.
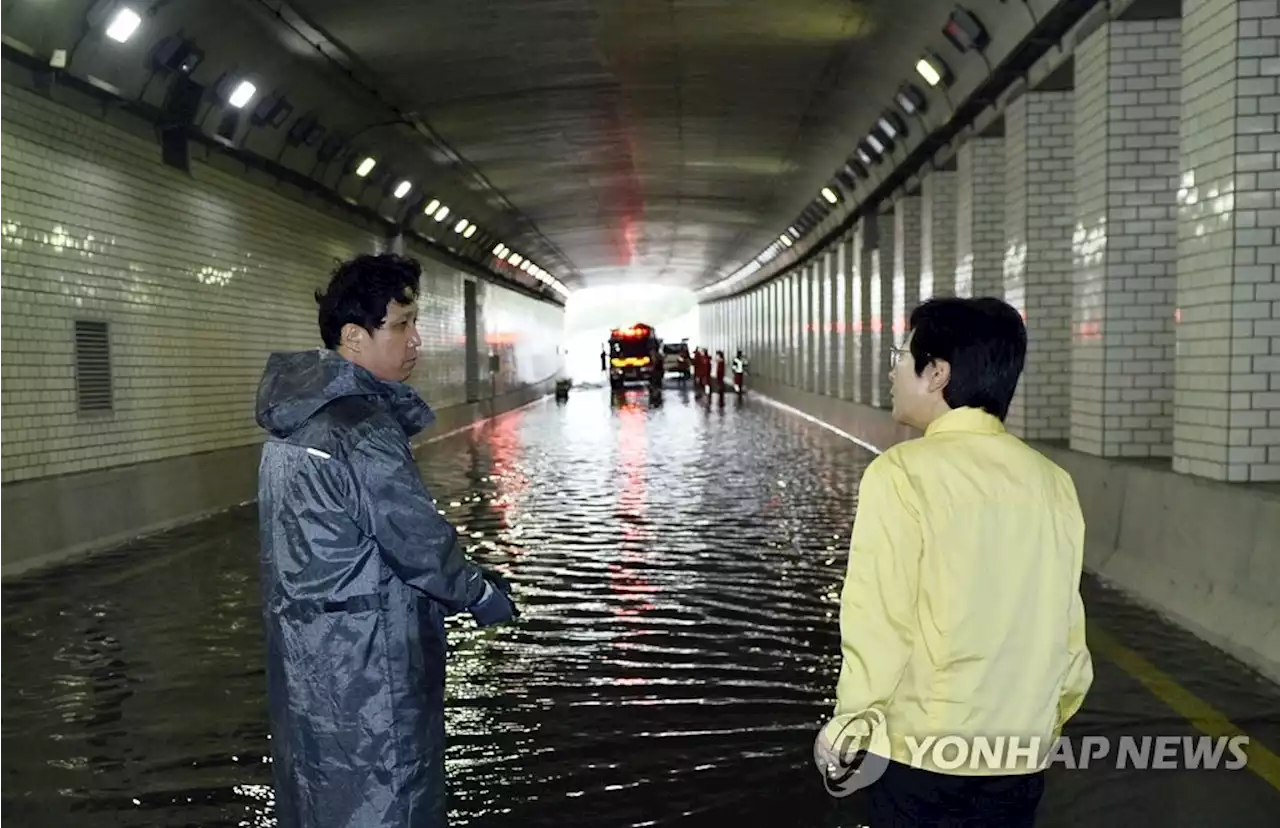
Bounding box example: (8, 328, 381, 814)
(791, 270, 803, 388)
(1175, 0, 1280, 481)
(841, 233, 856, 401)
(770, 280, 781, 381)
(827, 247, 842, 399)
(808, 266, 819, 394)
(955, 137, 1006, 298)
(864, 212, 894, 408)
(854, 222, 872, 404)
(921, 170, 957, 299)
(893, 195, 923, 348)
(819, 253, 830, 395)
(877, 211, 895, 408)
(1004, 90, 1075, 441)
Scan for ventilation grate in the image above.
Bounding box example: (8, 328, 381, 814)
(74, 320, 113, 413)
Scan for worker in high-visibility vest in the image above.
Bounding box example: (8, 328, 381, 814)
(732, 350, 748, 394)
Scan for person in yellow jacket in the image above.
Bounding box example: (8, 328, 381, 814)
(814, 296, 1093, 826)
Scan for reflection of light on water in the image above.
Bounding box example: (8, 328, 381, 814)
(611, 405, 657, 617)
(232, 782, 277, 827)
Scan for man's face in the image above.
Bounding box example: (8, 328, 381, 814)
(343, 298, 421, 383)
(889, 330, 936, 428)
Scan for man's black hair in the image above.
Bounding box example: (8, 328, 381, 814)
(907, 296, 1026, 421)
(315, 254, 421, 349)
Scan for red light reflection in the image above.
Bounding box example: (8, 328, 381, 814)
(486, 411, 528, 538)
(611, 404, 656, 616)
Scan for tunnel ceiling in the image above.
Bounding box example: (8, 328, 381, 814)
(284, 0, 966, 290)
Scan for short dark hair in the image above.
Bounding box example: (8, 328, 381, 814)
(315, 254, 421, 349)
(907, 296, 1026, 421)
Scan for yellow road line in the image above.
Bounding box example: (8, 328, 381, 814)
(1088, 621, 1280, 793)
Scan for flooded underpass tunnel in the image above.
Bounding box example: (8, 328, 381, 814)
(5, 387, 1280, 826)
(4, 0, 1280, 825)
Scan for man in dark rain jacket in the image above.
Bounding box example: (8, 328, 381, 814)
(254, 253, 518, 828)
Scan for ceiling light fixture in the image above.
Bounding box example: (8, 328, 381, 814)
(105, 7, 142, 43)
(393, 180, 412, 199)
(878, 111, 907, 140)
(355, 156, 377, 177)
(943, 8, 990, 53)
(915, 53, 952, 88)
(821, 186, 839, 204)
(463, 224, 477, 239)
(896, 84, 928, 115)
(228, 80, 257, 109)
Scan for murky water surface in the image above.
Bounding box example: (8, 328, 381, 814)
(5, 386, 1279, 826)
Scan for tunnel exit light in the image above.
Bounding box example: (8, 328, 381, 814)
(106, 7, 142, 42)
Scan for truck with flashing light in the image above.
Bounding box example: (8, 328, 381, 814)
(607, 323, 661, 391)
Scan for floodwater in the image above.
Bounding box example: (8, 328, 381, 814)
(4, 384, 1279, 827)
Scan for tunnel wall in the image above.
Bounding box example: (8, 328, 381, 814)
(745, 378, 1280, 685)
(0, 82, 563, 577)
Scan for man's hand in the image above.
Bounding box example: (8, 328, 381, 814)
(478, 565, 514, 596)
(469, 568, 519, 627)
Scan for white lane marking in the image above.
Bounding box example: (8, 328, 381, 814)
(754, 395, 885, 456)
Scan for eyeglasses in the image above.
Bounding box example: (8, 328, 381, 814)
(890, 345, 910, 367)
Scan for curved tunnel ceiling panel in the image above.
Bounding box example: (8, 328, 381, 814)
(283, 0, 1000, 289)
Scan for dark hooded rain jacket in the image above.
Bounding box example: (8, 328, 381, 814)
(254, 349, 488, 828)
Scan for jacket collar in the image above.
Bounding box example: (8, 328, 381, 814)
(924, 406, 1007, 437)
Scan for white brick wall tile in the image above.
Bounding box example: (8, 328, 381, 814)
(1072, 20, 1179, 460)
(894, 196, 923, 347)
(826, 249, 842, 399)
(955, 138, 1006, 299)
(1005, 92, 1074, 442)
(1175, 0, 1280, 482)
(921, 172, 956, 300)
(840, 234, 856, 401)
(0, 83, 561, 484)
(855, 221, 873, 404)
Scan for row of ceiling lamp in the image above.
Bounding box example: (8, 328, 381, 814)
(703, 6, 990, 298)
(89, 2, 570, 300)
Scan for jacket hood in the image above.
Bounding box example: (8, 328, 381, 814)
(255, 349, 436, 439)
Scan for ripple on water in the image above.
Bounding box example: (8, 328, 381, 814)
(2, 388, 873, 827)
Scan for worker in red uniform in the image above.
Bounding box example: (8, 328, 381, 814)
(714, 350, 726, 395)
